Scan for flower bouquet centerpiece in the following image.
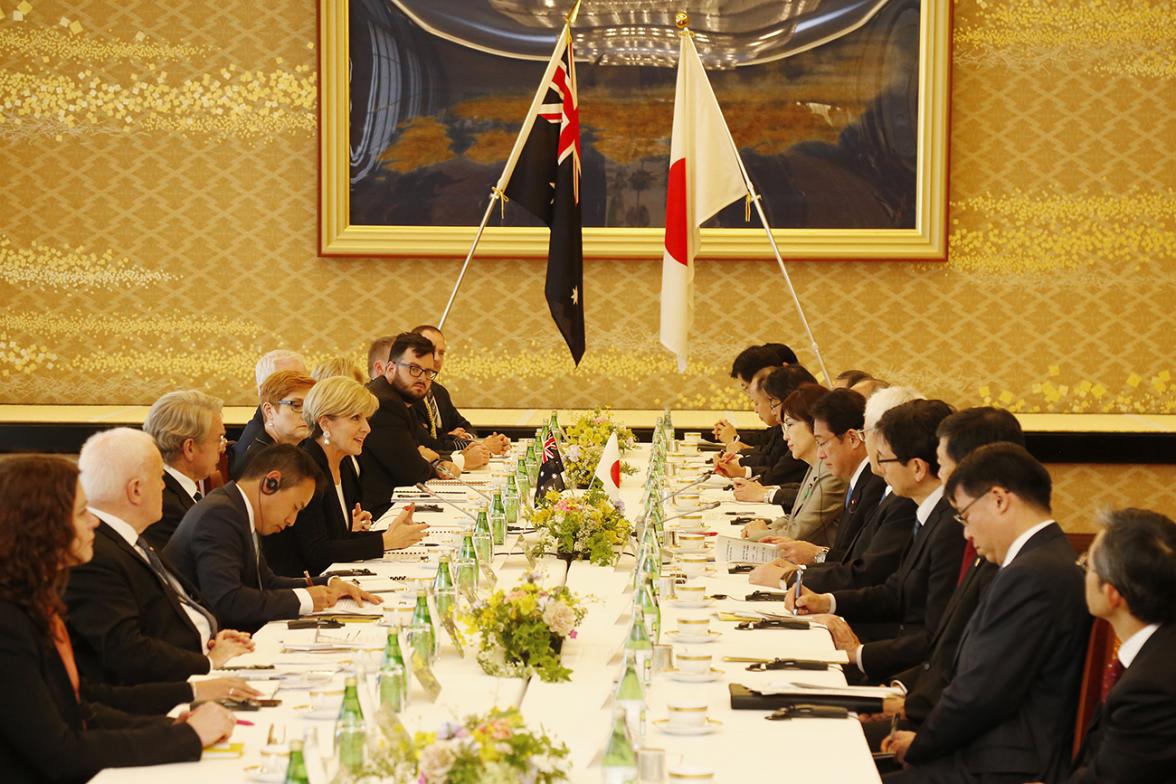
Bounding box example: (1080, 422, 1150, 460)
(561, 408, 637, 488)
(463, 579, 586, 682)
(528, 488, 632, 567)
(362, 707, 570, 784)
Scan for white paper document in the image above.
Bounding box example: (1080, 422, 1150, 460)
(714, 534, 778, 564)
(307, 597, 384, 617)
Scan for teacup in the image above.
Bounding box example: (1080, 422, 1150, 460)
(677, 553, 708, 577)
(308, 687, 343, 713)
(676, 615, 711, 639)
(257, 745, 289, 781)
(668, 765, 716, 782)
(666, 700, 709, 728)
(674, 490, 701, 508)
(675, 583, 706, 604)
(676, 652, 712, 674)
(676, 532, 706, 551)
(682, 432, 702, 444)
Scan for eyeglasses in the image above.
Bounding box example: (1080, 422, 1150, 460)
(396, 361, 438, 380)
(875, 450, 906, 466)
(768, 399, 782, 411)
(278, 398, 304, 412)
(953, 489, 994, 525)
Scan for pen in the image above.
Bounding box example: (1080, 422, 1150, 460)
(236, 719, 255, 727)
(792, 565, 806, 616)
(887, 712, 898, 746)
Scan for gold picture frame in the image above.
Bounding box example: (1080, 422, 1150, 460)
(319, 1, 951, 260)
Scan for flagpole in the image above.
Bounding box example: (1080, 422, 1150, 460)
(437, 2, 582, 329)
(675, 19, 833, 386)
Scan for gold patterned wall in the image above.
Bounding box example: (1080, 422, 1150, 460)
(0, 0, 1173, 414)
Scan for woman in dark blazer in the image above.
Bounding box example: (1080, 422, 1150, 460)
(0, 455, 236, 784)
(262, 376, 428, 577)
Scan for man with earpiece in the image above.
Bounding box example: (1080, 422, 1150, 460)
(164, 444, 381, 633)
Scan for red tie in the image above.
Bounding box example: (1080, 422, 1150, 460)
(957, 541, 977, 586)
(1101, 656, 1125, 703)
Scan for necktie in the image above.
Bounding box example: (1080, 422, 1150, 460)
(1101, 654, 1125, 703)
(193, 490, 203, 502)
(957, 541, 978, 586)
(137, 536, 219, 636)
(426, 395, 441, 439)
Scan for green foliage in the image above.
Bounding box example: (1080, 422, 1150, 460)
(527, 488, 633, 567)
(462, 580, 586, 682)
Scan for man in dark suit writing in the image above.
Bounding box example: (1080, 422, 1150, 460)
(164, 444, 379, 633)
(67, 428, 258, 687)
(1067, 508, 1176, 784)
(883, 444, 1089, 783)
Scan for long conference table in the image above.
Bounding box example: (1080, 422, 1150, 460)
(94, 443, 881, 784)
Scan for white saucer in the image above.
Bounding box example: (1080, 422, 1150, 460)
(668, 599, 714, 609)
(654, 718, 722, 736)
(666, 667, 724, 683)
(666, 630, 721, 644)
(296, 706, 340, 720)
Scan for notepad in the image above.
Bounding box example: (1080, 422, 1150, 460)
(307, 597, 384, 617)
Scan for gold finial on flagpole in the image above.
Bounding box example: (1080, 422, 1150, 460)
(567, 0, 583, 25)
(675, 11, 690, 29)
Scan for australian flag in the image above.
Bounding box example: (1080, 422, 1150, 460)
(535, 433, 567, 503)
(504, 30, 585, 365)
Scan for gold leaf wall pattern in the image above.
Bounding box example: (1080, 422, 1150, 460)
(0, 0, 1172, 417)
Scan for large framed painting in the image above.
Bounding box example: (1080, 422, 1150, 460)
(319, 0, 951, 259)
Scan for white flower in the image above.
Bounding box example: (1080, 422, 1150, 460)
(418, 740, 458, 782)
(542, 600, 577, 636)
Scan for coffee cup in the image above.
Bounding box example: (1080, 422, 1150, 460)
(257, 745, 289, 781)
(666, 700, 709, 728)
(682, 432, 702, 444)
(668, 764, 715, 782)
(676, 615, 710, 639)
(677, 553, 708, 577)
(676, 652, 711, 674)
(308, 687, 343, 713)
(674, 583, 706, 604)
(676, 532, 706, 551)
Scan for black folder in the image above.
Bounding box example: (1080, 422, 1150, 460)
(729, 683, 883, 713)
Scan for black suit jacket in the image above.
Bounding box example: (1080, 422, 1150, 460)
(417, 381, 475, 442)
(230, 430, 274, 481)
(359, 376, 435, 518)
(832, 495, 966, 679)
(0, 602, 201, 784)
(162, 484, 330, 633)
(905, 523, 1090, 782)
(228, 405, 265, 480)
(1070, 623, 1176, 784)
(140, 472, 196, 551)
(826, 469, 887, 563)
(262, 439, 384, 577)
(893, 556, 999, 725)
(65, 520, 213, 685)
(805, 491, 917, 594)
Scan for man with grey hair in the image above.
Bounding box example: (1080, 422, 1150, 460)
(749, 385, 925, 591)
(229, 349, 308, 479)
(66, 428, 259, 696)
(142, 390, 226, 549)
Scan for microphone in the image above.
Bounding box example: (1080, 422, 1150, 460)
(413, 484, 478, 524)
(432, 463, 493, 504)
(659, 501, 721, 527)
(659, 473, 711, 504)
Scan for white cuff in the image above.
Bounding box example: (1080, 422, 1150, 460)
(743, 465, 751, 478)
(825, 593, 837, 614)
(451, 453, 466, 471)
(294, 588, 313, 615)
(855, 645, 866, 674)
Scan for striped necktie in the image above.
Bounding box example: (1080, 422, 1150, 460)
(137, 536, 219, 636)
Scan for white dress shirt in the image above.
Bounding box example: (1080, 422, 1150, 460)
(233, 485, 313, 615)
(1000, 519, 1056, 568)
(92, 508, 215, 658)
(163, 464, 201, 501)
(1118, 623, 1160, 668)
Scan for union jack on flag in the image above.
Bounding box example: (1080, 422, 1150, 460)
(535, 433, 567, 500)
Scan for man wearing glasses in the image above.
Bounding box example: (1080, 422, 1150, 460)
(142, 389, 228, 550)
(359, 332, 461, 518)
(881, 443, 1089, 783)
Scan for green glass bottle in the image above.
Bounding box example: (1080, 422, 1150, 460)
(489, 490, 507, 546)
(625, 605, 653, 686)
(455, 531, 479, 595)
(432, 553, 456, 620)
(283, 737, 310, 784)
(547, 411, 560, 438)
(409, 587, 437, 662)
(380, 624, 408, 709)
(638, 578, 661, 644)
(515, 458, 531, 507)
(525, 442, 540, 486)
(504, 474, 520, 528)
(473, 504, 493, 564)
(614, 648, 647, 747)
(334, 675, 365, 773)
(601, 707, 638, 784)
